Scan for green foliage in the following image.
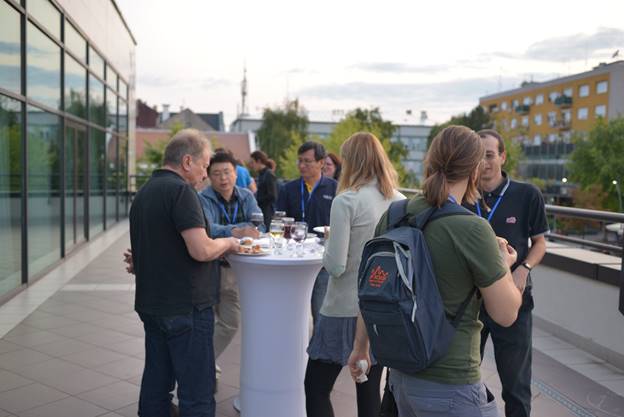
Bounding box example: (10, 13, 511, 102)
(277, 132, 306, 180)
(256, 99, 309, 176)
(136, 121, 184, 183)
(568, 117, 624, 210)
(427, 105, 523, 177)
(323, 108, 413, 187)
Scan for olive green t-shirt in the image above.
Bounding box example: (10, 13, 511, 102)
(375, 194, 508, 384)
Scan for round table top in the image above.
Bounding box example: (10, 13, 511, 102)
(227, 250, 323, 266)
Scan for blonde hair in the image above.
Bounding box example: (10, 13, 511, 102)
(337, 132, 398, 199)
(422, 125, 484, 207)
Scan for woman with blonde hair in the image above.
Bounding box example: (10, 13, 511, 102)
(304, 132, 404, 417)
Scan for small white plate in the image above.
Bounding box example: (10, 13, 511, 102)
(313, 226, 329, 235)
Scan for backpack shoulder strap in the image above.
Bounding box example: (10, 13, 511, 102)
(387, 199, 409, 229)
(448, 287, 477, 328)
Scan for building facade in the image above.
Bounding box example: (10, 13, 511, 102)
(0, 0, 136, 300)
(230, 117, 431, 180)
(480, 61, 624, 183)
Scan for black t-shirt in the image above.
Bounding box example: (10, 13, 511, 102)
(130, 169, 219, 315)
(464, 173, 549, 271)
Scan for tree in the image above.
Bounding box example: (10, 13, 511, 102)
(427, 105, 523, 177)
(323, 108, 412, 186)
(568, 117, 624, 211)
(136, 122, 184, 187)
(277, 132, 306, 180)
(256, 99, 308, 176)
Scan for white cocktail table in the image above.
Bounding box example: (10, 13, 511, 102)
(227, 250, 323, 417)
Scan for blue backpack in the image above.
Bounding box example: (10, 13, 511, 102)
(358, 199, 476, 373)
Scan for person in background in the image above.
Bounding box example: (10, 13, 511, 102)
(249, 150, 278, 229)
(129, 129, 239, 417)
(465, 129, 548, 417)
(214, 147, 257, 193)
(276, 141, 337, 326)
(305, 132, 404, 417)
(348, 125, 525, 417)
(323, 152, 342, 181)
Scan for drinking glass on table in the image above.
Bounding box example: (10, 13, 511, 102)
(269, 220, 285, 254)
(250, 211, 264, 231)
(292, 222, 308, 257)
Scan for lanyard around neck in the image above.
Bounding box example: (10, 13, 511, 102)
(300, 178, 320, 221)
(218, 198, 239, 225)
(476, 178, 511, 222)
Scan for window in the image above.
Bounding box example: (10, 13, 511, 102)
(579, 85, 589, 97)
(563, 87, 573, 97)
(89, 47, 105, 80)
(65, 21, 86, 62)
(548, 133, 558, 142)
(548, 111, 557, 127)
(27, 22, 61, 109)
(106, 133, 118, 225)
(0, 1, 21, 94)
(523, 96, 532, 105)
(549, 91, 560, 102)
(577, 107, 588, 120)
(29, 0, 61, 40)
(27, 105, 61, 277)
(90, 128, 106, 235)
(533, 135, 542, 146)
(119, 99, 127, 135)
(512, 99, 519, 107)
(534, 114, 542, 126)
(0, 95, 22, 294)
(536, 94, 544, 105)
(107, 88, 117, 130)
(562, 109, 571, 122)
(595, 105, 606, 118)
(119, 136, 129, 215)
(64, 53, 86, 118)
(89, 75, 105, 126)
(596, 81, 608, 94)
(511, 118, 517, 129)
(501, 101, 508, 111)
(521, 116, 529, 127)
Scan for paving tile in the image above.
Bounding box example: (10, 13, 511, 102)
(598, 379, 624, 398)
(542, 348, 605, 366)
(0, 349, 52, 372)
(75, 330, 135, 347)
(532, 336, 576, 351)
(0, 383, 68, 413)
(77, 381, 139, 410)
(39, 368, 119, 395)
(97, 413, 125, 417)
(61, 347, 128, 368)
(2, 330, 66, 348)
(0, 408, 16, 417)
(48, 323, 101, 338)
(104, 337, 144, 356)
(20, 314, 81, 330)
(18, 396, 108, 417)
(94, 357, 144, 380)
(568, 363, 624, 382)
(113, 402, 138, 417)
(30, 338, 95, 357)
(11, 358, 85, 384)
(0, 341, 21, 355)
(0, 370, 33, 392)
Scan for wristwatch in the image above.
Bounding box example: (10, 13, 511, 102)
(521, 262, 532, 271)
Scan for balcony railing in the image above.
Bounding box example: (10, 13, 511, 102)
(515, 104, 531, 114)
(554, 96, 573, 107)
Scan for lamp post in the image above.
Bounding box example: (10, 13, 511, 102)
(613, 180, 623, 213)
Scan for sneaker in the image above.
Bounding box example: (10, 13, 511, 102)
(216, 364, 222, 379)
(233, 396, 241, 413)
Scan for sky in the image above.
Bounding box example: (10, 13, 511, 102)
(117, 0, 624, 128)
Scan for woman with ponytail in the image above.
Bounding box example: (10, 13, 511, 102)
(348, 125, 525, 417)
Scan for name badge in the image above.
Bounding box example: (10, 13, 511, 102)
(323, 194, 333, 200)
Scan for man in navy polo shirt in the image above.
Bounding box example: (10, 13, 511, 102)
(276, 141, 337, 326)
(465, 129, 548, 417)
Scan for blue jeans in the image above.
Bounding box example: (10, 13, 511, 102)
(311, 268, 329, 327)
(389, 370, 499, 417)
(138, 307, 216, 417)
(480, 287, 534, 417)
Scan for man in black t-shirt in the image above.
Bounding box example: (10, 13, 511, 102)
(129, 129, 239, 417)
(465, 129, 548, 417)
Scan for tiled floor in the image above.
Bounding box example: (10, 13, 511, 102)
(0, 221, 623, 416)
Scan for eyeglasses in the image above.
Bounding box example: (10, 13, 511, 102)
(209, 170, 233, 178)
(297, 158, 319, 166)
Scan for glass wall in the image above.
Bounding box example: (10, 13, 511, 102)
(0, 95, 22, 294)
(0, 1, 21, 95)
(89, 127, 105, 235)
(0, 0, 133, 297)
(27, 105, 61, 277)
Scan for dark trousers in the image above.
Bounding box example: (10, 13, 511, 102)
(138, 307, 216, 417)
(480, 287, 534, 417)
(304, 359, 383, 417)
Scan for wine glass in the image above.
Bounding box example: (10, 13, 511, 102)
(292, 222, 308, 257)
(250, 211, 264, 231)
(269, 220, 285, 254)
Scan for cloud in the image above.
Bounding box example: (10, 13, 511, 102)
(139, 74, 233, 89)
(350, 62, 450, 74)
(525, 27, 623, 61)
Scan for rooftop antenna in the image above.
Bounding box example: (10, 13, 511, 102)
(240, 64, 248, 117)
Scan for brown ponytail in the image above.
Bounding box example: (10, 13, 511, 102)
(422, 125, 484, 207)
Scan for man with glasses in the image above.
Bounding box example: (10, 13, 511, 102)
(465, 129, 548, 417)
(276, 141, 337, 325)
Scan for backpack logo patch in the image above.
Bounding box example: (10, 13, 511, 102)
(369, 265, 389, 288)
